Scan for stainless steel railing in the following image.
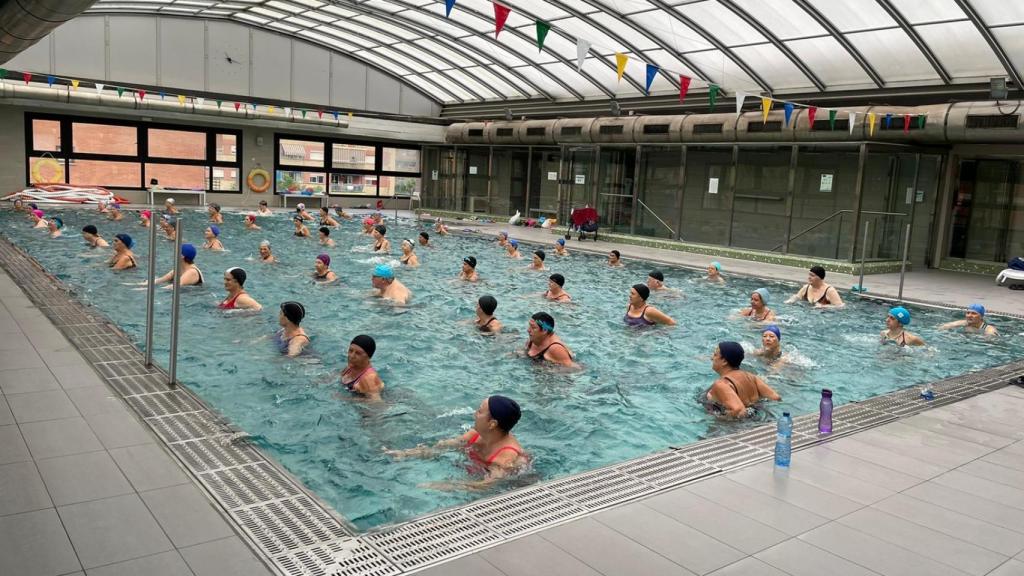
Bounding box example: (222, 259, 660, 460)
(143, 214, 184, 387)
(770, 209, 907, 255)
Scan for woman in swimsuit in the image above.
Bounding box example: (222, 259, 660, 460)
(295, 203, 314, 222)
(475, 295, 501, 333)
(706, 261, 725, 284)
(258, 240, 276, 264)
(333, 206, 353, 220)
(705, 341, 781, 419)
(554, 238, 568, 256)
(153, 243, 204, 287)
(459, 256, 479, 282)
(529, 250, 546, 271)
(159, 215, 177, 240)
(739, 288, 775, 322)
(372, 225, 391, 253)
(434, 218, 449, 236)
(139, 210, 152, 228)
(208, 203, 224, 224)
(607, 250, 623, 267)
(318, 227, 335, 248)
(880, 306, 924, 347)
(752, 325, 783, 363)
(30, 209, 47, 229)
(82, 225, 109, 248)
(108, 204, 124, 221)
(339, 335, 384, 401)
(786, 265, 843, 307)
(505, 240, 522, 259)
(497, 231, 509, 248)
(219, 267, 262, 311)
(109, 234, 137, 270)
(293, 216, 310, 238)
(47, 217, 64, 238)
(313, 254, 337, 283)
(624, 284, 675, 326)
(203, 226, 224, 251)
(361, 217, 375, 235)
(244, 215, 261, 231)
(543, 274, 571, 302)
(939, 303, 998, 336)
(275, 301, 310, 357)
(164, 198, 179, 215)
(399, 239, 419, 267)
(525, 312, 576, 367)
(319, 207, 339, 227)
(256, 200, 272, 216)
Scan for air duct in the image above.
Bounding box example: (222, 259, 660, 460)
(0, 0, 97, 65)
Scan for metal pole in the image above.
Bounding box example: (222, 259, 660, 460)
(143, 212, 158, 367)
(897, 223, 911, 302)
(854, 220, 870, 292)
(168, 218, 183, 386)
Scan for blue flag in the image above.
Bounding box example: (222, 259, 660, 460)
(445, 0, 456, 17)
(46, 75, 55, 87)
(783, 102, 794, 127)
(644, 64, 658, 96)
(884, 113, 892, 129)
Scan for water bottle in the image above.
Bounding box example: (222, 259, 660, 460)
(774, 412, 792, 468)
(818, 389, 833, 434)
(920, 383, 935, 401)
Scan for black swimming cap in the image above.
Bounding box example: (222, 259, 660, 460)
(374, 224, 387, 235)
(463, 256, 477, 268)
(632, 283, 650, 301)
(82, 225, 98, 235)
(487, 395, 522, 433)
(479, 295, 498, 315)
(419, 232, 429, 240)
(226, 267, 246, 286)
(319, 226, 330, 236)
(649, 270, 664, 282)
(611, 250, 621, 258)
(718, 341, 745, 368)
(320, 206, 329, 213)
(549, 273, 565, 287)
(810, 265, 826, 280)
(534, 250, 546, 261)
(281, 301, 305, 325)
(531, 312, 555, 332)
(351, 334, 376, 358)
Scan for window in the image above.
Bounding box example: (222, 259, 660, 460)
(69, 160, 142, 187)
(332, 143, 376, 170)
(331, 173, 377, 195)
(382, 147, 420, 173)
(148, 128, 205, 160)
(279, 139, 325, 167)
(145, 164, 208, 189)
(275, 134, 421, 197)
(277, 170, 327, 195)
(212, 167, 240, 192)
(215, 134, 237, 162)
(32, 120, 61, 152)
(72, 122, 137, 156)
(378, 175, 420, 197)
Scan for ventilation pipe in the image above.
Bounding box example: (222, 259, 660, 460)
(0, 0, 97, 65)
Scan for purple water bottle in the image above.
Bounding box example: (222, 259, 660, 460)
(818, 389, 833, 434)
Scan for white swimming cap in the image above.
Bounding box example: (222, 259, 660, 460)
(166, 198, 175, 204)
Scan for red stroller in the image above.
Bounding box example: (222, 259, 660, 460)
(568, 206, 599, 241)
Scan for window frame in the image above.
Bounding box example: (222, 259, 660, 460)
(273, 133, 422, 197)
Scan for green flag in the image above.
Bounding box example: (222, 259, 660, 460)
(708, 84, 719, 112)
(116, 87, 125, 97)
(828, 109, 837, 130)
(216, 100, 222, 109)
(0, 69, 6, 80)
(301, 109, 307, 118)
(917, 114, 926, 129)
(536, 21, 551, 52)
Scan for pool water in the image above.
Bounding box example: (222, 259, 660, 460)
(2, 206, 1022, 530)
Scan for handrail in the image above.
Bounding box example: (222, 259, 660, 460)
(637, 198, 676, 238)
(770, 209, 907, 252)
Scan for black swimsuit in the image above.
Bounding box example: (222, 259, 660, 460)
(527, 341, 568, 362)
(479, 317, 497, 333)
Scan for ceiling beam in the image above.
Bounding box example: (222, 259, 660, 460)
(791, 0, 885, 88)
(874, 0, 952, 84)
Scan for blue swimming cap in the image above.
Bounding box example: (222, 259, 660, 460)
(763, 324, 781, 341)
(754, 287, 770, 306)
(968, 303, 986, 316)
(557, 238, 565, 246)
(889, 306, 910, 325)
(209, 225, 220, 237)
(373, 263, 394, 280)
(499, 230, 508, 238)
(711, 261, 722, 271)
(509, 239, 519, 248)
(114, 233, 133, 249)
(181, 243, 197, 262)
(52, 217, 63, 229)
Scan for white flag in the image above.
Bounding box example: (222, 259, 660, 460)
(848, 111, 857, 135)
(95, 83, 104, 96)
(735, 90, 747, 118)
(284, 107, 292, 117)
(196, 97, 205, 108)
(576, 39, 591, 72)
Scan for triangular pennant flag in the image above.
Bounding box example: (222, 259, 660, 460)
(301, 109, 307, 118)
(679, 75, 691, 103)
(783, 102, 794, 126)
(348, 111, 353, 118)
(535, 21, 550, 52)
(196, 97, 204, 107)
(284, 107, 291, 117)
(317, 110, 323, 119)
(917, 114, 926, 129)
(251, 103, 256, 110)
(177, 94, 186, 105)
(868, 112, 877, 136)
(708, 84, 719, 112)
(22, 72, 32, 84)
(234, 102, 241, 111)
(828, 109, 837, 130)
(0, 69, 7, 80)
(116, 87, 125, 97)
(903, 113, 911, 134)
(159, 91, 165, 100)
(884, 113, 892, 129)
(71, 79, 79, 90)
(332, 111, 340, 120)
(95, 83, 105, 96)
(848, 111, 857, 135)
(216, 99, 222, 109)
(445, 0, 456, 17)
(138, 89, 146, 100)
(493, 3, 511, 39)
(734, 90, 747, 118)
(761, 97, 773, 123)
(268, 105, 275, 114)
(644, 64, 658, 96)
(46, 75, 55, 87)
(807, 106, 818, 129)
(576, 39, 591, 72)
(615, 53, 629, 83)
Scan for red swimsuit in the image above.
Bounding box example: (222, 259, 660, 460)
(218, 292, 241, 310)
(466, 432, 524, 467)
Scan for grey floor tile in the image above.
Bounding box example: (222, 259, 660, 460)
(85, 550, 193, 576)
(0, 460, 52, 516)
(0, 330, 35, 350)
(838, 507, 1007, 576)
(708, 557, 792, 576)
(66, 387, 128, 417)
(479, 534, 602, 576)
(44, 349, 90, 368)
(922, 400, 1024, 440)
(20, 417, 104, 459)
(0, 347, 46, 370)
(58, 493, 173, 569)
(744, 459, 894, 506)
(725, 465, 865, 519)
(0, 508, 82, 576)
(0, 366, 60, 394)
(413, 554, 507, 576)
(983, 447, 1024, 473)
(50, 364, 106, 390)
(802, 445, 921, 492)
(109, 444, 189, 492)
(0, 423, 31, 464)
(83, 410, 154, 449)
(141, 484, 234, 548)
(991, 559, 1024, 576)
(686, 477, 830, 536)
(854, 423, 991, 469)
(7, 389, 80, 423)
(541, 517, 695, 576)
(0, 395, 13, 426)
(957, 460, 1024, 490)
(180, 536, 275, 576)
(37, 451, 134, 506)
(800, 522, 969, 576)
(824, 436, 947, 479)
(873, 494, 1024, 557)
(596, 503, 746, 575)
(904, 481, 1024, 534)
(645, 488, 789, 555)
(900, 413, 1016, 449)
(756, 538, 881, 576)
(932, 470, 1024, 511)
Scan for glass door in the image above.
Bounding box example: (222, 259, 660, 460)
(597, 148, 635, 234)
(528, 148, 561, 221)
(561, 147, 597, 224)
(949, 160, 1014, 262)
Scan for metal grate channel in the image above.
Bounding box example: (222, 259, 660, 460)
(675, 438, 772, 470)
(125, 390, 205, 417)
(170, 436, 264, 473)
(147, 412, 231, 444)
(233, 496, 352, 556)
(79, 345, 142, 364)
(544, 468, 655, 510)
(615, 450, 719, 488)
(92, 360, 160, 379)
(277, 539, 400, 576)
(200, 462, 303, 509)
(105, 373, 171, 396)
(67, 332, 133, 349)
(364, 511, 501, 571)
(462, 487, 586, 537)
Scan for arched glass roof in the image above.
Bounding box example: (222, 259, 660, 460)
(86, 0, 1024, 103)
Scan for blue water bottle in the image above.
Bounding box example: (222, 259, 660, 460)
(774, 412, 792, 468)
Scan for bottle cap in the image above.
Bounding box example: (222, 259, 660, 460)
(782, 412, 790, 417)
(822, 389, 832, 397)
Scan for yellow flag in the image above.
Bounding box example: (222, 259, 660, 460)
(761, 97, 773, 123)
(868, 112, 877, 136)
(177, 95, 186, 106)
(615, 53, 628, 83)
(268, 105, 275, 114)
(348, 111, 353, 118)
(71, 79, 80, 90)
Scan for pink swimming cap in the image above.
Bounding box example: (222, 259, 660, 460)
(363, 217, 374, 225)
(32, 209, 44, 218)
(246, 214, 256, 222)
(141, 210, 152, 219)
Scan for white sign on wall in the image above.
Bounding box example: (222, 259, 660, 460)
(708, 177, 719, 194)
(431, 170, 438, 181)
(469, 166, 478, 175)
(574, 174, 586, 185)
(819, 173, 834, 192)
(547, 172, 558, 181)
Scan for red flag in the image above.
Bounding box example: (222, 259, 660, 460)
(234, 102, 241, 111)
(317, 110, 323, 119)
(494, 3, 511, 38)
(22, 72, 32, 84)
(679, 76, 691, 104)
(903, 114, 910, 134)
(138, 89, 146, 101)
(807, 106, 818, 130)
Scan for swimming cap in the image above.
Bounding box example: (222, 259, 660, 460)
(114, 233, 132, 248)
(403, 239, 414, 249)
(29, 203, 37, 209)
(710, 261, 722, 271)
(509, 239, 519, 248)
(763, 325, 781, 341)
(111, 203, 121, 210)
(534, 250, 546, 261)
(531, 311, 555, 332)
(280, 301, 305, 324)
(374, 225, 387, 236)
(487, 395, 522, 432)
(549, 273, 565, 287)
(649, 270, 664, 282)
(499, 231, 508, 239)
(209, 203, 220, 211)
(419, 232, 429, 240)
(294, 215, 304, 223)
(611, 250, 620, 258)
(52, 217, 63, 229)
(319, 227, 330, 236)
(479, 295, 498, 315)
(259, 200, 268, 205)
(316, 253, 331, 267)
(141, 210, 152, 219)
(165, 198, 175, 204)
(363, 217, 374, 226)
(632, 283, 650, 301)
(320, 206, 329, 213)
(810, 265, 826, 280)
(350, 334, 376, 358)
(753, 287, 770, 306)
(32, 209, 44, 218)
(260, 240, 271, 248)
(557, 238, 565, 246)
(82, 225, 98, 235)
(374, 263, 394, 280)
(246, 214, 255, 222)
(297, 203, 305, 210)
(889, 306, 910, 325)
(718, 341, 745, 368)
(209, 225, 220, 237)
(968, 303, 986, 316)
(181, 243, 197, 262)
(226, 267, 246, 286)
(463, 256, 477, 269)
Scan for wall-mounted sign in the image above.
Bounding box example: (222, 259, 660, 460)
(819, 173, 834, 192)
(708, 177, 719, 194)
(547, 172, 557, 181)
(431, 170, 438, 181)
(574, 174, 586, 185)
(469, 166, 478, 175)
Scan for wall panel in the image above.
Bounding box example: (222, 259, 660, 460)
(159, 19, 206, 91)
(207, 21, 251, 95)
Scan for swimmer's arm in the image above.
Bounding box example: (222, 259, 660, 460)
(385, 432, 470, 459)
(938, 320, 966, 330)
(755, 376, 782, 401)
(153, 269, 174, 284)
(286, 336, 307, 357)
(646, 308, 676, 326)
(546, 346, 575, 367)
(710, 379, 748, 418)
(907, 334, 926, 347)
(237, 295, 262, 310)
(985, 325, 999, 337)
(763, 310, 777, 321)
(786, 285, 807, 304)
(823, 286, 844, 306)
(737, 308, 752, 317)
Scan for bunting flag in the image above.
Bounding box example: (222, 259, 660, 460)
(848, 111, 857, 135)
(917, 114, 926, 129)
(216, 100, 223, 109)
(0, 69, 7, 80)
(903, 114, 910, 134)
(444, 0, 456, 17)
(615, 53, 628, 83)
(783, 102, 794, 126)
(868, 112, 877, 136)
(761, 97, 773, 123)
(332, 111, 340, 120)
(317, 110, 324, 119)
(493, 3, 511, 39)
(807, 106, 817, 129)
(234, 102, 241, 111)
(46, 75, 55, 87)
(536, 20, 550, 52)
(268, 105, 275, 114)
(177, 94, 186, 105)
(71, 79, 79, 90)
(644, 64, 658, 96)
(576, 39, 591, 72)
(116, 87, 125, 98)
(884, 113, 892, 129)
(196, 97, 204, 107)
(708, 84, 719, 111)
(95, 83, 105, 96)
(138, 89, 146, 101)
(301, 109, 307, 118)
(679, 75, 691, 103)
(734, 90, 746, 118)
(22, 72, 31, 84)
(828, 109, 837, 130)
(348, 111, 353, 118)
(159, 92, 166, 100)
(284, 107, 292, 117)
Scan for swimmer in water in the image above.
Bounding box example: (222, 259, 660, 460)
(706, 261, 725, 284)
(418, 232, 432, 248)
(361, 217, 375, 235)
(208, 203, 223, 224)
(139, 210, 152, 228)
(333, 205, 353, 220)
(399, 239, 419, 267)
(939, 303, 998, 337)
(554, 238, 568, 256)
(109, 234, 137, 270)
(524, 312, 576, 367)
(203, 226, 224, 251)
(739, 288, 775, 322)
(497, 231, 509, 247)
(318, 227, 335, 248)
(219, 267, 262, 311)
(340, 335, 384, 401)
(543, 274, 571, 302)
(293, 216, 310, 237)
(258, 240, 275, 263)
(47, 217, 64, 238)
(275, 301, 310, 357)
(753, 325, 784, 363)
(506, 240, 522, 259)
(313, 254, 338, 283)
(475, 295, 501, 333)
(159, 215, 176, 240)
(319, 206, 338, 227)
(528, 250, 546, 271)
(786, 266, 843, 307)
(646, 270, 667, 292)
(372, 212, 384, 226)
(460, 256, 479, 282)
(96, 201, 108, 214)
(244, 215, 261, 231)
(435, 218, 449, 235)
(164, 198, 179, 214)
(624, 284, 675, 326)
(371, 264, 411, 304)
(81, 225, 109, 248)
(704, 341, 781, 419)
(154, 244, 204, 287)
(880, 306, 925, 347)
(108, 203, 124, 221)
(608, 250, 623, 267)
(372, 225, 391, 253)
(12, 198, 25, 212)
(256, 200, 272, 216)
(295, 203, 314, 221)
(31, 209, 47, 229)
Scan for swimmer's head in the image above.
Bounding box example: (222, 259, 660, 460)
(82, 225, 98, 237)
(888, 306, 910, 326)
(752, 287, 770, 307)
(259, 240, 271, 248)
(529, 311, 555, 334)
(165, 198, 175, 205)
(762, 325, 781, 346)
(224, 267, 246, 287)
(319, 226, 330, 237)
(280, 301, 305, 325)
(363, 217, 374, 226)
(509, 239, 519, 249)
(478, 295, 498, 316)
(293, 215, 304, 224)
(50, 217, 63, 229)
(648, 270, 664, 283)
(259, 200, 268, 207)
(373, 263, 394, 280)
(533, 250, 546, 263)
(141, 210, 152, 220)
(246, 214, 256, 223)
(114, 233, 133, 249)
(463, 256, 477, 270)
(549, 273, 565, 288)
(630, 283, 650, 302)
(207, 225, 220, 237)
(208, 203, 221, 213)
(609, 250, 620, 262)
(180, 243, 197, 263)
(715, 341, 745, 369)
(349, 334, 376, 361)
(28, 203, 37, 210)
(485, 395, 521, 433)
(259, 241, 271, 257)
(296, 203, 305, 211)
(402, 239, 414, 251)
(374, 225, 387, 237)
(708, 261, 722, 274)
(557, 238, 566, 246)
(499, 231, 508, 239)
(418, 232, 429, 244)
(967, 303, 986, 317)
(320, 206, 329, 214)
(316, 253, 331, 268)
(31, 209, 44, 219)
(809, 265, 826, 281)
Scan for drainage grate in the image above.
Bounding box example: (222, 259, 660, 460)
(463, 487, 586, 537)
(147, 411, 230, 444)
(92, 360, 159, 379)
(276, 539, 400, 576)
(615, 451, 718, 487)
(125, 390, 205, 417)
(731, 425, 785, 451)
(544, 468, 654, 510)
(79, 345, 142, 364)
(105, 373, 171, 396)
(171, 436, 264, 473)
(830, 404, 897, 429)
(200, 462, 302, 509)
(675, 438, 771, 470)
(68, 332, 132, 349)
(365, 511, 501, 571)
(234, 495, 352, 556)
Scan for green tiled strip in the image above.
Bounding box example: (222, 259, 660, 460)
(938, 258, 1006, 276)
